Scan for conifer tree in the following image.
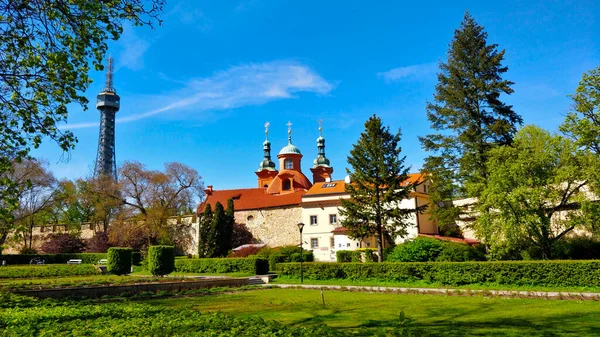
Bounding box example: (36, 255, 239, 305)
(210, 202, 226, 257)
(419, 12, 522, 231)
(197, 204, 213, 258)
(340, 115, 419, 262)
(223, 198, 235, 251)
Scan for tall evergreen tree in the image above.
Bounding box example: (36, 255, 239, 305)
(340, 115, 419, 262)
(211, 202, 226, 257)
(223, 198, 235, 251)
(198, 204, 213, 258)
(419, 12, 522, 231)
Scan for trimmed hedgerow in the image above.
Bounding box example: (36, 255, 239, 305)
(0, 253, 108, 265)
(336, 250, 352, 262)
(148, 246, 175, 276)
(0, 265, 100, 279)
(175, 257, 268, 275)
(277, 260, 600, 287)
(107, 248, 132, 276)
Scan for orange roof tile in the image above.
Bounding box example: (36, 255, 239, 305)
(304, 180, 347, 196)
(266, 169, 312, 194)
(304, 173, 427, 197)
(197, 188, 305, 213)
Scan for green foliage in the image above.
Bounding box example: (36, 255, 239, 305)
(0, 0, 165, 241)
(107, 247, 132, 275)
(255, 246, 313, 271)
(388, 237, 485, 262)
(0, 264, 100, 279)
(198, 204, 214, 258)
(340, 115, 418, 262)
(175, 257, 269, 275)
(0, 253, 106, 265)
(147, 245, 175, 276)
(477, 125, 591, 259)
(388, 237, 444, 262)
(278, 260, 600, 287)
(419, 12, 522, 230)
(0, 295, 346, 336)
(336, 250, 353, 262)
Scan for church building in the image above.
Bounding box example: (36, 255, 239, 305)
(197, 122, 439, 260)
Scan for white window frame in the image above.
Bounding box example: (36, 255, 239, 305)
(329, 214, 337, 225)
(310, 215, 318, 225)
(311, 238, 319, 249)
(284, 158, 293, 170)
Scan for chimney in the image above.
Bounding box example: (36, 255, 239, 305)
(344, 175, 351, 184)
(325, 177, 331, 183)
(204, 185, 214, 195)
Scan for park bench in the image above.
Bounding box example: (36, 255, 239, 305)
(67, 259, 82, 264)
(97, 259, 108, 265)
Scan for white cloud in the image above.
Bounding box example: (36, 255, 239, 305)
(168, 3, 212, 32)
(377, 63, 438, 82)
(115, 25, 150, 71)
(61, 61, 333, 130)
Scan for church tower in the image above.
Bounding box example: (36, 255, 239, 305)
(256, 122, 278, 188)
(310, 120, 333, 183)
(266, 121, 312, 194)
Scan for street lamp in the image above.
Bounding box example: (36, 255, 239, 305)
(297, 222, 305, 283)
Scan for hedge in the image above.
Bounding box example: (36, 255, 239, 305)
(175, 257, 269, 275)
(107, 248, 132, 275)
(148, 246, 175, 276)
(0, 265, 101, 279)
(0, 253, 107, 265)
(267, 252, 313, 272)
(277, 260, 600, 287)
(0, 252, 144, 266)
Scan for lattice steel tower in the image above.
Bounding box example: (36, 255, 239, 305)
(94, 56, 120, 180)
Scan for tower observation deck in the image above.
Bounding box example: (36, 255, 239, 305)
(94, 56, 120, 180)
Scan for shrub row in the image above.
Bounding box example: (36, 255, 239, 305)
(0, 252, 143, 265)
(107, 248, 132, 275)
(387, 237, 485, 262)
(267, 252, 313, 272)
(175, 257, 269, 275)
(0, 264, 101, 279)
(277, 260, 600, 287)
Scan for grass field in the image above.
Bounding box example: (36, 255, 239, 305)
(272, 275, 600, 293)
(147, 288, 600, 336)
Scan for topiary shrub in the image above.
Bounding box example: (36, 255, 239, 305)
(148, 245, 175, 276)
(107, 248, 132, 275)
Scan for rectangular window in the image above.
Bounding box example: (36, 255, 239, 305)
(310, 215, 318, 225)
(329, 214, 337, 225)
(311, 238, 319, 249)
(339, 243, 342, 248)
(346, 243, 350, 248)
(366, 242, 371, 247)
(330, 237, 335, 248)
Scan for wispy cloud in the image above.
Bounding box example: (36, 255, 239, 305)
(377, 63, 437, 82)
(62, 61, 333, 130)
(115, 25, 150, 71)
(168, 3, 212, 32)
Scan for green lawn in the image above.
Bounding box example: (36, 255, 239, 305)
(272, 275, 600, 293)
(146, 288, 600, 336)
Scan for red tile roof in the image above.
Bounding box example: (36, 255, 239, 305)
(197, 188, 305, 213)
(304, 173, 427, 197)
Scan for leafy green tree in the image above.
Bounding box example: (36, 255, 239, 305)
(560, 66, 600, 190)
(477, 125, 592, 259)
(340, 115, 419, 262)
(0, 0, 164, 244)
(419, 12, 523, 232)
(211, 202, 226, 257)
(222, 198, 235, 253)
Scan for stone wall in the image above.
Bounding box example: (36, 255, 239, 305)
(235, 206, 302, 247)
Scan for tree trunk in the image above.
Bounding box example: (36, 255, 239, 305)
(376, 223, 383, 263)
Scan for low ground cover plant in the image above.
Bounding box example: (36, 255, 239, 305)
(175, 257, 268, 275)
(277, 260, 600, 287)
(0, 293, 347, 336)
(0, 265, 100, 279)
(254, 245, 314, 271)
(387, 237, 485, 262)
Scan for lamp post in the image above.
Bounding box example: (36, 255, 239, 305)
(297, 222, 305, 283)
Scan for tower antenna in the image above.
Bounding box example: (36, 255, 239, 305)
(104, 55, 116, 93)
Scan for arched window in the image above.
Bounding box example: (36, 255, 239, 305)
(282, 179, 291, 191)
(284, 158, 293, 170)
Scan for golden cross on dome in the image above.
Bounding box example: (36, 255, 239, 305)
(318, 119, 323, 136)
(287, 121, 292, 135)
(264, 122, 270, 139)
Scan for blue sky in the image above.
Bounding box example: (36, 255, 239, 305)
(35, 0, 599, 190)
